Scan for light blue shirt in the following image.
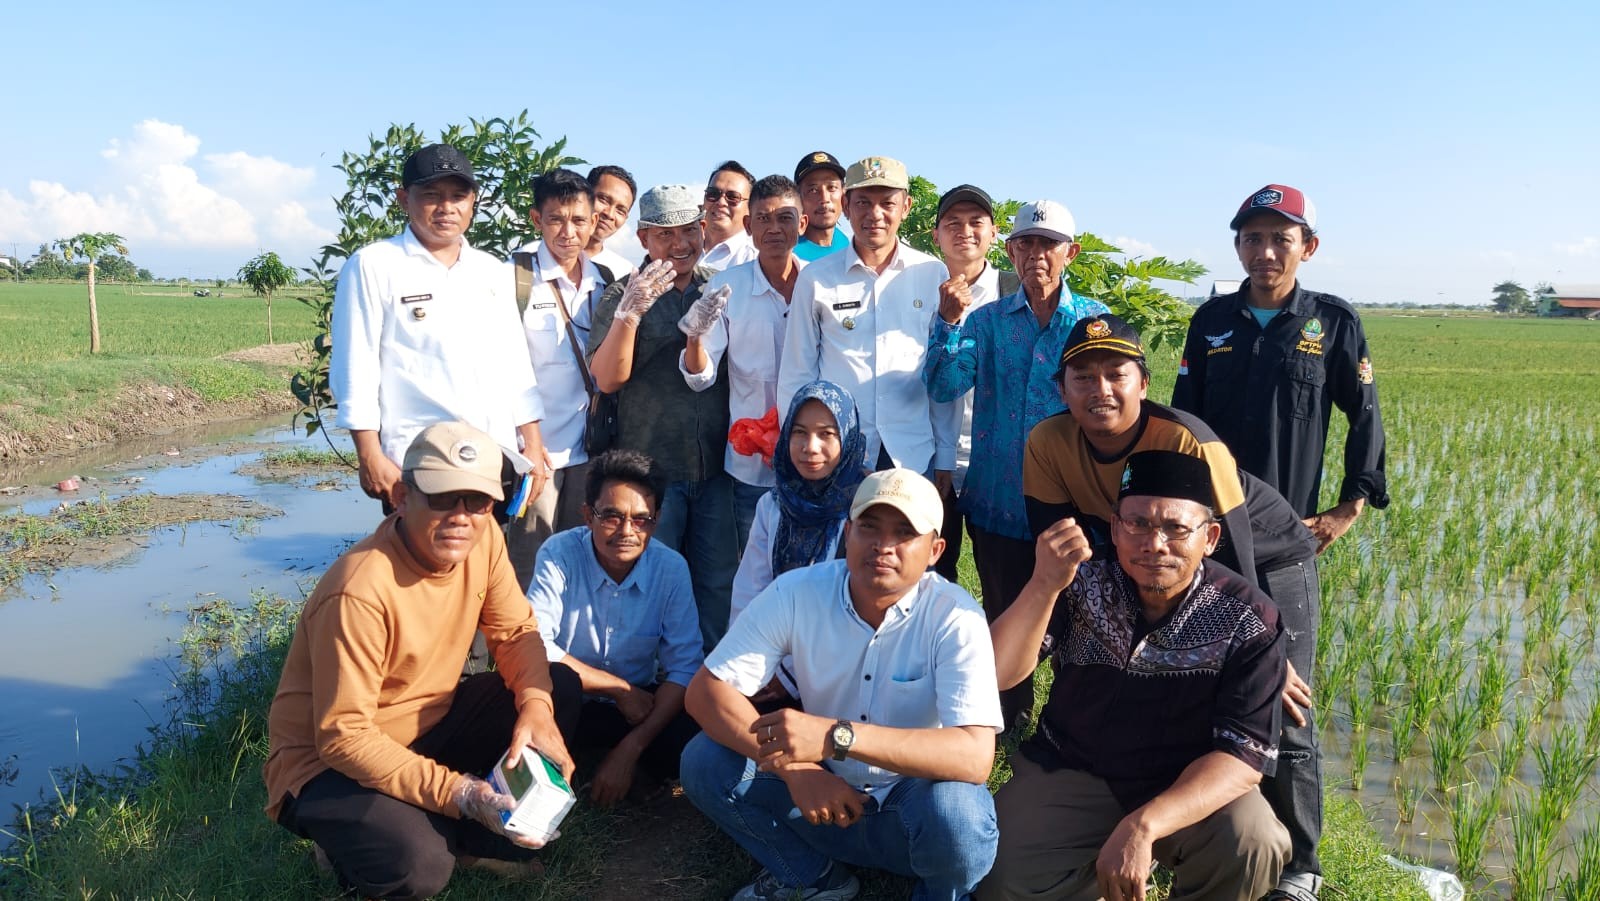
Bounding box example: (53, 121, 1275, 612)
(526, 527, 704, 689)
(794, 228, 849, 262)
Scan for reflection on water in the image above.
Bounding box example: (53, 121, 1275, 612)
(0, 424, 375, 822)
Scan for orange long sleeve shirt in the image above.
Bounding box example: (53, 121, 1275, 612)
(264, 515, 553, 821)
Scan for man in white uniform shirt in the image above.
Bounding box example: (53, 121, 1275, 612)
(331, 143, 548, 512)
(700, 160, 760, 273)
(927, 184, 1010, 581)
(586, 164, 638, 280)
(682, 469, 1002, 901)
(777, 156, 956, 481)
(683, 174, 809, 547)
(505, 168, 613, 586)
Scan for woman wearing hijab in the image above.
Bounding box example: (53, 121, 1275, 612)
(728, 381, 868, 708)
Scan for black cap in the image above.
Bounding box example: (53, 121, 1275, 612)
(1118, 450, 1216, 509)
(402, 143, 479, 190)
(794, 151, 846, 184)
(936, 184, 995, 223)
(1056, 313, 1145, 375)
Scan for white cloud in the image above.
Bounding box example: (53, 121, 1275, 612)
(0, 120, 331, 263)
(1557, 236, 1600, 257)
(1112, 235, 1158, 258)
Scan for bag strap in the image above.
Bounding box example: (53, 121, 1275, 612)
(552, 269, 600, 397)
(512, 251, 537, 316)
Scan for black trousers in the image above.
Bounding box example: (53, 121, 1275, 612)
(934, 489, 965, 583)
(968, 523, 1039, 730)
(275, 667, 582, 900)
(558, 665, 702, 782)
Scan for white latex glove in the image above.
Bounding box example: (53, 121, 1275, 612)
(616, 259, 678, 328)
(679, 283, 732, 337)
(451, 774, 553, 848)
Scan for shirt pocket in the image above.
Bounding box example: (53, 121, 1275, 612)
(877, 671, 937, 728)
(1285, 357, 1326, 421)
(606, 630, 659, 683)
(522, 305, 562, 367)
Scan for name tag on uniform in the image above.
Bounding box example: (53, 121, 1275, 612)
(529, 302, 556, 310)
(401, 293, 432, 304)
(832, 300, 862, 311)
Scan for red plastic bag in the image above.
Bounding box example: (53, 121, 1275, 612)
(729, 407, 780, 468)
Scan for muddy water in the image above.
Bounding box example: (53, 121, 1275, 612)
(0, 420, 376, 821)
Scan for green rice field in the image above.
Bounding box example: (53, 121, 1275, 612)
(1308, 313, 1600, 898)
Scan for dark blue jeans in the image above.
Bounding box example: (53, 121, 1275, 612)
(1259, 559, 1322, 881)
(654, 472, 739, 653)
(679, 733, 997, 901)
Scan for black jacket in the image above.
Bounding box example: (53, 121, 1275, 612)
(1171, 281, 1388, 518)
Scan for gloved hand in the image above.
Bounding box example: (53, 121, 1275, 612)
(616, 259, 678, 328)
(453, 774, 515, 834)
(679, 283, 732, 338)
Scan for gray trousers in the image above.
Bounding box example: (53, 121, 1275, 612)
(504, 460, 593, 592)
(1259, 559, 1322, 883)
(979, 755, 1288, 901)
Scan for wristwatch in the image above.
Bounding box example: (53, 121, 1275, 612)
(830, 720, 856, 761)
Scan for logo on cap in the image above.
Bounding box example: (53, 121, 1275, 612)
(868, 158, 884, 175)
(1086, 320, 1112, 338)
(455, 442, 479, 463)
(813, 152, 829, 164)
(1252, 189, 1284, 208)
(1120, 465, 1133, 491)
(1032, 209, 1047, 222)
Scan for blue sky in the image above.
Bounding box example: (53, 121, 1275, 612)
(2, 0, 1595, 304)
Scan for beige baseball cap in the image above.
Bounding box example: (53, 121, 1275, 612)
(843, 156, 910, 192)
(850, 468, 943, 535)
(402, 421, 505, 500)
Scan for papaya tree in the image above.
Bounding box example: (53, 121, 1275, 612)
(238, 251, 295, 344)
(54, 231, 128, 353)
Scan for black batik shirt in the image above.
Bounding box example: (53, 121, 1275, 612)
(1022, 558, 1286, 811)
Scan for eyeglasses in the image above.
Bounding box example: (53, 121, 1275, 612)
(593, 509, 657, 531)
(704, 188, 746, 205)
(1114, 516, 1211, 543)
(416, 487, 495, 515)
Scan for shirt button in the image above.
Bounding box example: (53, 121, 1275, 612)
(864, 674, 872, 681)
(861, 714, 869, 721)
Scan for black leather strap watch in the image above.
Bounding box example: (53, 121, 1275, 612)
(830, 720, 856, 761)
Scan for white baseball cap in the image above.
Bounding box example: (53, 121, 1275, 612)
(1009, 200, 1076, 244)
(849, 469, 943, 535)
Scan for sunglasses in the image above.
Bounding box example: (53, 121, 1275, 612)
(410, 482, 496, 515)
(704, 188, 746, 205)
(592, 509, 657, 531)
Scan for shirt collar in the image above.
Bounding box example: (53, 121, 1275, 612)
(708, 231, 754, 256)
(843, 240, 908, 275)
(1000, 278, 1071, 316)
(749, 255, 803, 298)
(582, 528, 648, 592)
(401, 226, 467, 263)
(532, 240, 597, 291)
(1232, 279, 1311, 320)
(836, 566, 925, 631)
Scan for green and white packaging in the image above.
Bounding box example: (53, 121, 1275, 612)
(489, 749, 575, 842)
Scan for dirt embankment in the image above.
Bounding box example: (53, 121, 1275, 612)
(0, 345, 308, 463)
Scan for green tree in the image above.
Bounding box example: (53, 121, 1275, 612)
(1491, 280, 1531, 315)
(292, 112, 584, 438)
(238, 251, 296, 344)
(54, 232, 128, 353)
(900, 176, 1203, 351)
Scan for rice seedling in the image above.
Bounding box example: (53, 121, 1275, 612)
(1510, 788, 1559, 900)
(1447, 780, 1499, 885)
(1429, 693, 1479, 795)
(1559, 824, 1600, 901)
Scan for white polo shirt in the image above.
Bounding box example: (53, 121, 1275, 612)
(777, 242, 958, 472)
(682, 256, 806, 488)
(701, 231, 758, 273)
(705, 560, 1003, 795)
(331, 227, 543, 464)
(952, 264, 1004, 492)
(512, 240, 605, 470)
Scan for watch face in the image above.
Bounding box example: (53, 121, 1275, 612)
(832, 724, 852, 746)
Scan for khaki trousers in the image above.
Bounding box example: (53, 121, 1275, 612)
(979, 754, 1288, 901)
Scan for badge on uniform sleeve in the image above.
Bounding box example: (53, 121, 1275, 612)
(842, 317, 856, 330)
(1358, 357, 1374, 384)
(412, 306, 427, 320)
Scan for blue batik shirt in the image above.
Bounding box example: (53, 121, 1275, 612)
(922, 286, 1110, 540)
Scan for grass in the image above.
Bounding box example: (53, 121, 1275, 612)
(0, 492, 280, 589)
(0, 282, 322, 455)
